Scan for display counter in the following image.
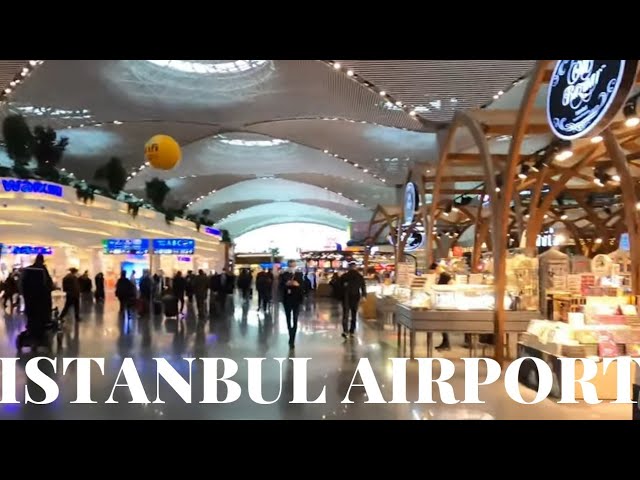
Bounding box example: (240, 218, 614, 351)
(517, 319, 639, 400)
(395, 305, 539, 358)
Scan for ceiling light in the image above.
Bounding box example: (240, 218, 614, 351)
(409, 110, 417, 117)
(624, 99, 639, 127)
(612, 174, 621, 182)
(4, 88, 11, 94)
(560, 214, 568, 220)
(379, 91, 386, 97)
(333, 62, 341, 70)
(346, 70, 354, 76)
(591, 135, 603, 143)
(554, 140, 573, 161)
(626, 117, 640, 128)
(493, 95, 499, 100)
(113, 120, 123, 125)
(495, 187, 501, 193)
(395, 101, 403, 107)
(595, 238, 603, 244)
(498, 90, 504, 95)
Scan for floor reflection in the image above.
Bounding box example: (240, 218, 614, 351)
(0, 293, 631, 420)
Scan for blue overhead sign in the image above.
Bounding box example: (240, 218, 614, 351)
(1, 245, 53, 255)
(204, 226, 222, 237)
(103, 239, 149, 255)
(152, 238, 195, 255)
(1, 179, 63, 197)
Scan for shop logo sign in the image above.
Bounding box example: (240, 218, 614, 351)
(1, 179, 63, 197)
(547, 60, 638, 140)
(403, 182, 418, 225)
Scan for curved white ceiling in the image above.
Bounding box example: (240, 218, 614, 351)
(0, 60, 537, 237)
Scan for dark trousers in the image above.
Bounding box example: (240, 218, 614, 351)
(258, 290, 271, 310)
(60, 295, 80, 321)
(3, 293, 16, 312)
(342, 296, 360, 333)
(283, 302, 301, 345)
(195, 294, 207, 317)
(176, 293, 185, 313)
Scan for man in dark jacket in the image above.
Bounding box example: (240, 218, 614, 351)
(94, 272, 105, 303)
(21, 254, 54, 335)
(193, 269, 209, 317)
(256, 268, 274, 312)
(60, 267, 81, 322)
(115, 270, 136, 315)
(79, 270, 93, 306)
(173, 271, 187, 314)
(279, 260, 305, 349)
(339, 262, 367, 338)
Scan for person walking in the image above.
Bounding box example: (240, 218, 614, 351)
(237, 268, 252, 303)
(115, 270, 136, 317)
(193, 269, 209, 317)
(20, 254, 54, 338)
(339, 261, 367, 338)
(172, 271, 187, 314)
(185, 270, 195, 305)
(256, 268, 273, 312)
(2, 270, 19, 313)
(60, 267, 81, 322)
(279, 260, 305, 349)
(94, 272, 105, 303)
(79, 270, 93, 306)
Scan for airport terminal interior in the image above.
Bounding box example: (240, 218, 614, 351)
(0, 60, 639, 419)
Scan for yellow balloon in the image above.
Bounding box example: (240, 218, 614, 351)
(144, 135, 182, 170)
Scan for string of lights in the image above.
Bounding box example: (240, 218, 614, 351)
(0, 60, 45, 104)
(324, 60, 428, 126)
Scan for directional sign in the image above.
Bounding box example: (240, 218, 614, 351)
(151, 238, 195, 255)
(103, 239, 150, 255)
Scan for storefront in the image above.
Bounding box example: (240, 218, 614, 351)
(0, 177, 225, 288)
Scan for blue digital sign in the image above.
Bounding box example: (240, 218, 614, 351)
(103, 239, 149, 255)
(1, 245, 53, 255)
(152, 238, 195, 255)
(1, 179, 63, 197)
(620, 233, 630, 252)
(204, 226, 222, 237)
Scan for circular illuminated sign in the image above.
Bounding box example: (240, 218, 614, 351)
(404, 231, 425, 252)
(403, 182, 418, 225)
(546, 60, 638, 140)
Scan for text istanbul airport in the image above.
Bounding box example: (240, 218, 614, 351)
(1, 356, 639, 405)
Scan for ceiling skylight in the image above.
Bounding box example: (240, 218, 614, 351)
(12, 105, 92, 119)
(217, 136, 289, 147)
(146, 60, 268, 75)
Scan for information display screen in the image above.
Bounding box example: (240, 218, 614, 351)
(151, 238, 195, 255)
(103, 239, 150, 255)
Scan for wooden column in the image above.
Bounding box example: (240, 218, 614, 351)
(603, 129, 640, 294)
(494, 61, 550, 365)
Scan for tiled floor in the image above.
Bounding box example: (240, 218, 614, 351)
(0, 294, 631, 419)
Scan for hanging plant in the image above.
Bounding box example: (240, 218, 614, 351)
(127, 201, 140, 219)
(165, 210, 176, 225)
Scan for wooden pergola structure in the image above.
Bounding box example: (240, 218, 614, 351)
(369, 60, 640, 364)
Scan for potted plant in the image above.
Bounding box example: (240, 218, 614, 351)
(2, 114, 33, 178)
(94, 156, 128, 195)
(32, 125, 68, 181)
(145, 177, 170, 211)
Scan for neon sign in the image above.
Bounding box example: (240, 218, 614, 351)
(1, 179, 63, 197)
(547, 60, 639, 140)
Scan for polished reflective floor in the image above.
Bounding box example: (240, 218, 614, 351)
(0, 294, 630, 419)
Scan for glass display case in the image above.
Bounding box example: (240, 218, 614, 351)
(430, 284, 503, 311)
